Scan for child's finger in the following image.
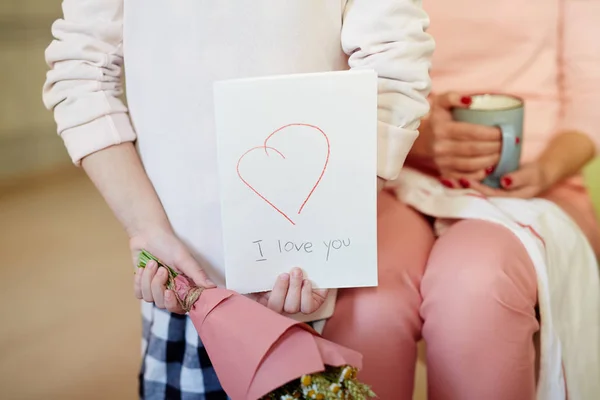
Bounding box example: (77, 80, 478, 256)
(151, 268, 168, 309)
(134, 268, 143, 299)
(283, 268, 303, 314)
(252, 292, 270, 308)
(141, 260, 158, 302)
(267, 274, 289, 314)
(175, 253, 216, 289)
(164, 290, 185, 314)
(313, 288, 329, 302)
(377, 177, 385, 192)
(300, 280, 317, 314)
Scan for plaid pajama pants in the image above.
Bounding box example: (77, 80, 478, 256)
(139, 301, 322, 399)
(140, 302, 228, 399)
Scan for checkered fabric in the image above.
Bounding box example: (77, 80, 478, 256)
(139, 302, 228, 399)
(139, 301, 322, 399)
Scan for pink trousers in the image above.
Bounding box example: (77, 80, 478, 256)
(322, 191, 540, 400)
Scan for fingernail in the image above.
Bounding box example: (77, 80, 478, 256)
(291, 268, 303, 278)
(502, 176, 513, 187)
(165, 291, 172, 301)
(147, 260, 156, 270)
(460, 96, 472, 106)
(459, 178, 470, 188)
(439, 178, 454, 188)
(279, 273, 290, 281)
(205, 278, 216, 287)
(303, 279, 312, 289)
(485, 166, 495, 175)
(515, 137, 521, 144)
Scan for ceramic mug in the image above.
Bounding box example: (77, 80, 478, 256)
(451, 93, 524, 188)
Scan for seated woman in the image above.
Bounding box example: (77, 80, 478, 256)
(323, 1, 600, 399)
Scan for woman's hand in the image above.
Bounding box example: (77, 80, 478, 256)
(414, 92, 502, 187)
(252, 268, 329, 315)
(132, 228, 217, 314)
(466, 162, 552, 199)
(465, 130, 596, 198)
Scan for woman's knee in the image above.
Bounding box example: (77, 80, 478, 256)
(421, 220, 538, 318)
(331, 192, 434, 324)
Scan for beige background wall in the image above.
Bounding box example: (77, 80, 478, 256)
(0, 0, 70, 182)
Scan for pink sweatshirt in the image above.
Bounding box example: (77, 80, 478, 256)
(424, 0, 600, 161)
(423, 0, 600, 252)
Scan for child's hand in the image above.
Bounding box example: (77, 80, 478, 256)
(377, 177, 386, 192)
(254, 268, 329, 315)
(132, 229, 216, 314)
(135, 259, 180, 311)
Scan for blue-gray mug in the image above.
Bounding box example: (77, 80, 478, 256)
(451, 94, 524, 188)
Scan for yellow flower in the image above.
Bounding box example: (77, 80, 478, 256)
(301, 375, 312, 387)
(329, 383, 342, 394)
(315, 394, 325, 400)
(339, 367, 353, 382)
(303, 383, 322, 399)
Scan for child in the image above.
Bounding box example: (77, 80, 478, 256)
(43, 1, 434, 398)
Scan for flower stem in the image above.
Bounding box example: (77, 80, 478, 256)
(137, 250, 178, 290)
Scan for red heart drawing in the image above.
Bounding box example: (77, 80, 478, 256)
(236, 123, 330, 225)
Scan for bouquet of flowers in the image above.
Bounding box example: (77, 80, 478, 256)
(138, 250, 376, 400)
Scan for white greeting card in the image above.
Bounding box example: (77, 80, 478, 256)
(214, 70, 378, 294)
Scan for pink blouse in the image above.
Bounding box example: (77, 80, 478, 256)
(423, 0, 600, 252)
(424, 0, 600, 162)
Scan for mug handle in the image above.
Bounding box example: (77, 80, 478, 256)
(493, 123, 517, 176)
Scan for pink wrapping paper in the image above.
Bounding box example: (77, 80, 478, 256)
(173, 275, 362, 400)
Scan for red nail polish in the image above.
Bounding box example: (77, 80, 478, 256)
(459, 178, 470, 188)
(440, 178, 454, 188)
(485, 166, 495, 175)
(502, 176, 513, 187)
(460, 96, 472, 106)
(515, 137, 521, 144)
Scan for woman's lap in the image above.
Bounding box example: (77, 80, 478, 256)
(322, 191, 436, 399)
(324, 192, 540, 399)
(422, 219, 539, 400)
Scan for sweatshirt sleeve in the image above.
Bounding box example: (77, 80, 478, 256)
(42, 0, 136, 164)
(556, 0, 600, 154)
(341, 0, 434, 180)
